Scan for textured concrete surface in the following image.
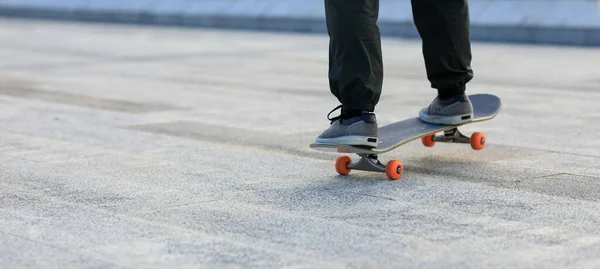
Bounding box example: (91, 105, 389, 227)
(1, 0, 600, 46)
(1, 18, 600, 268)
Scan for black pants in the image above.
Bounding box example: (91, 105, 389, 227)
(325, 0, 474, 112)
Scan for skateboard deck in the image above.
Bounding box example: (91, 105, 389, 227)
(309, 94, 502, 180)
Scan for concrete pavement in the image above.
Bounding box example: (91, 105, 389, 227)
(1, 18, 600, 268)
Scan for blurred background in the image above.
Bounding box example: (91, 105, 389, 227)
(1, 0, 599, 46)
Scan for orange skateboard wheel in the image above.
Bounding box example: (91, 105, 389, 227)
(421, 134, 436, 147)
(335, 156, 352, 176)
(470, 132, 486, 150)
(385, 160, 404, 180)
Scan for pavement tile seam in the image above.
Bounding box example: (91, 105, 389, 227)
(0, 84, 182, 114)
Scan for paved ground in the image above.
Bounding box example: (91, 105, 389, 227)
(1, 18, 600, 268)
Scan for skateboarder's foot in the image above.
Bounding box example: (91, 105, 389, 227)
(419, 94, 474, 125)
(315, 105, 379, 148)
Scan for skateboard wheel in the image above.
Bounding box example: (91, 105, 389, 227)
(385, 160, 404, 180)
(421, 134, 436, 147)
(470, 132, 486, 150)
(335, 156, 352, 176)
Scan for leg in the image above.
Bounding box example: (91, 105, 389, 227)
(412, 0, 473, 96)
(412, 0, 475, 125)
(325, 0, 383, 113)
(315, 0, 382, 148)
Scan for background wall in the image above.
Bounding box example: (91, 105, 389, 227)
(1, 0, 599, 46)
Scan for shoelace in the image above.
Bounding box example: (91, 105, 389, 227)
(327, 105, 343, 124)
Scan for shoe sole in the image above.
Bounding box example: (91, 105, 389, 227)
(419, 111, 474, 125)
(315, 135, 379, 148)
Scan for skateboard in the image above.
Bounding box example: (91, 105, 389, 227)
(309, 94, 502, 180)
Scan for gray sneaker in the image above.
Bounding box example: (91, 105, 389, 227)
(315, 105, 379, 148)
(419, 94, 474, 125)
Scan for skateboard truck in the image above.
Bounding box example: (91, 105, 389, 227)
(422, 127, 486, 151)
(435, 128, 471, 143)
(347, 154, 385, 173)
(335, 154, 404, 181)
